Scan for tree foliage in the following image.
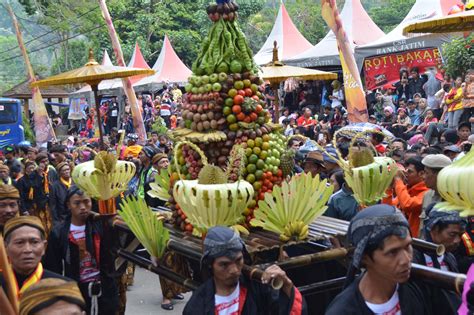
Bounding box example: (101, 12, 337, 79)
(367, 0, 416, 33)
(2, 0, 419, 95)
(442, 34, 474, 78)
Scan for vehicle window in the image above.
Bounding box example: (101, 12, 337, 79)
(0, 103, 18, 124)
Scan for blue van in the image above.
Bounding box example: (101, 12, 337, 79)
(0, 98, 25, 147)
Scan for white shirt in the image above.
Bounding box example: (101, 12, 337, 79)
(215, 283, 240, 315)
(365, 285, 401, 315)
(424, 253, 449, 271)
(331, 89, 343, 108)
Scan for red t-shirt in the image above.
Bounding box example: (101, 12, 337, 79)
(297, 116, 316, 127)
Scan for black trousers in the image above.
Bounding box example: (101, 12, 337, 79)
(79, 277, 119, 315)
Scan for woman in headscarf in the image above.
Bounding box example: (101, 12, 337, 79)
(380, 106, 396, 128)
(423, 70, 441, 110)
(329, 80, 344, 109)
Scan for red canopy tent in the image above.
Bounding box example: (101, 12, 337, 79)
(134, 35, 191, 90)
(287, 0, 385, 68)
(253, 3, 313, 66)
(127, 42, 151, 85)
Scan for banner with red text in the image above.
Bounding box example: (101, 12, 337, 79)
(364, 47, 442, 90)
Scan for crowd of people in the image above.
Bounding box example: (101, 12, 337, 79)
(0, 65, 473, 314)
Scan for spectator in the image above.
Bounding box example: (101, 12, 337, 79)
(303, 151, 326, 179)
(382, 156, 429, 237)
(107, 98, 119, 132)
(418, 98, 429, 120)
(325, 170, 358, 221)
(391, 108, 411, 137)
(279, 108, 290, 124)
(329, 106, 344, 132)
(329, 80, 344, 109)
(160, 93, 173, 128)
(396, 75, 410, 102)
(417, 109, 438, 133)
(423, 70, 441, 110)
(419, 154, 452, 237)
(297, 108, 316, 138)
(373, 92, 385, 121)
(457, 122, 471, 146)
(445, 76, 464, 129)
(380, 106, 396, 128)
(281, 118, 293, 137)
(443, 145, 461, 161)
(318, 106, 333, 130)
(408, 67, 426, 98)
(398, 97, 407, 109)
(403, 99, 421, 139)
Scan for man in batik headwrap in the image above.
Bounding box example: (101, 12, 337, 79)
(44, 186, 119, 315)
(0, 184, 20, 233)
(20, 278, 86, 315)
(416, 206, 465, 271)
(0, 164, 14, 186)
(1, 216, 66, 298)
(413, 206, 463, 313)
(49, 162, 73, 225)
(326, 204, 429, 314)
(184, 226, 306, 315)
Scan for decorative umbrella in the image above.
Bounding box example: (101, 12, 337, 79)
(260, 41, 337, 121)
(32, 49, 154, 145)
(336, 122, 395, 141)
(403, 10, 474, 35)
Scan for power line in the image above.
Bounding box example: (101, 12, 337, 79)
(0, 5, 99, 56)
(0, 24, 105, 63)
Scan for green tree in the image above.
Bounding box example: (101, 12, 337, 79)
(442, 34, 474, 78)
(367, 0, 416, 33)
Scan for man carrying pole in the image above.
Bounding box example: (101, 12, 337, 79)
(325, 204, 458, 314)
(184, 226, 306, 314)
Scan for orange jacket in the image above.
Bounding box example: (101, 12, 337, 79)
(382, 179, 428, 237)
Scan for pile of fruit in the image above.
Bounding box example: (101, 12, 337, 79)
(167, 0, 296, 236)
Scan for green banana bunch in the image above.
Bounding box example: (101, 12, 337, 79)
(72, 151, 136, 200)
(279, 221, 309, 242)
(173, 179, 254, 236)
(251, 173, 333, 242)
(436, 149, 474, 216)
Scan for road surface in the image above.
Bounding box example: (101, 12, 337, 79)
(125, 267, 191, 314)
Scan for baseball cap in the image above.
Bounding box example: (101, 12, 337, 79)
(323, 147, 338, 163)
(443, 145, 461, 153)
(422, 154, 452, 169)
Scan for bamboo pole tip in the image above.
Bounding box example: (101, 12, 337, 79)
(436, 244, 446, 257)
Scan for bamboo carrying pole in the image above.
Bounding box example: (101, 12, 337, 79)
(411, 263, 466, 294)
(117, 249, 199, 291)
(116, 219, 459, 292)
(166, 239, 284, 289)
(0, 288, 16, 315)
(0, 235, 18, 314)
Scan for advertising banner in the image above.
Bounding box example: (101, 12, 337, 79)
(68, 98, 88, 120)
(364, 47, 442, 90)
